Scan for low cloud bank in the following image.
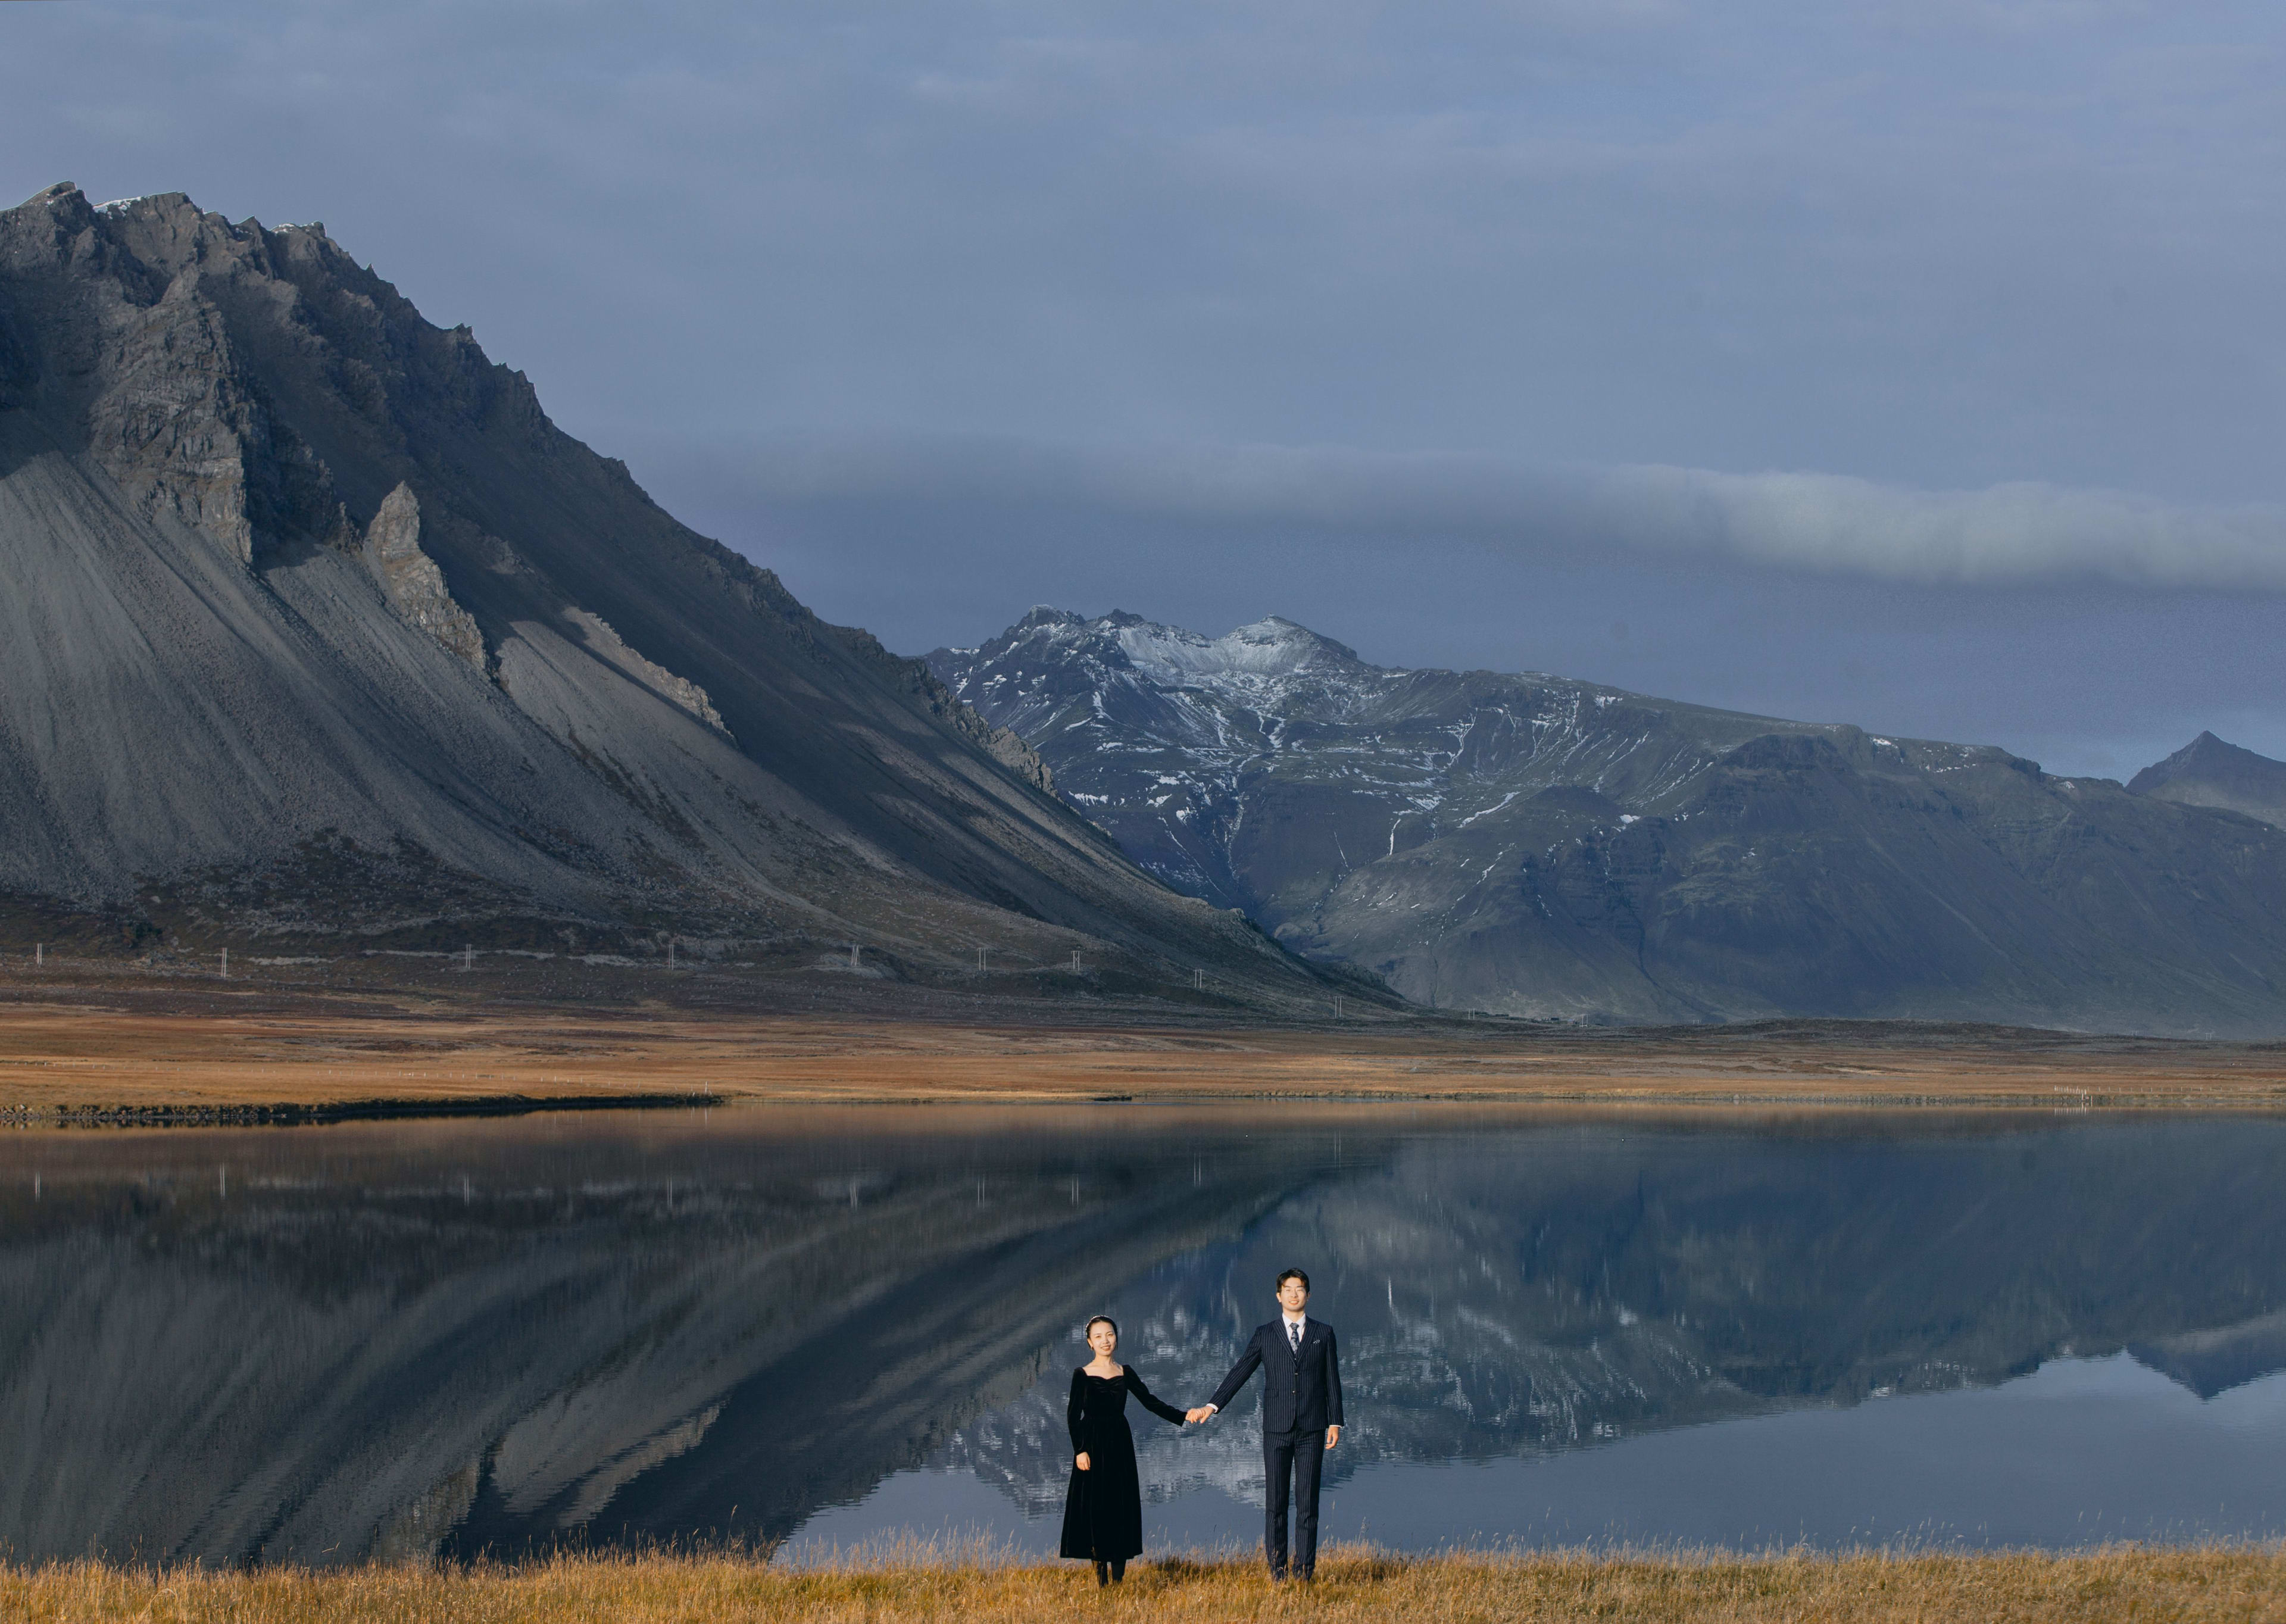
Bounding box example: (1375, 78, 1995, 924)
(730, 435, 2286, 592)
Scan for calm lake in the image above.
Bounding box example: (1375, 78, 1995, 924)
(3, 1104, 2282, 1566)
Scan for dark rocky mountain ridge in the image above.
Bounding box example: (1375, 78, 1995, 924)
(0, 185, 1342, 1009)
(931, 608, 2286, 1035)
(2129, 730, 2286, 830)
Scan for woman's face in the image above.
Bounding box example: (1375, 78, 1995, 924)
(1088, 1320, 1118, 1359)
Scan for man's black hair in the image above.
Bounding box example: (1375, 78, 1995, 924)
(1275, 1267, 1310, 1291)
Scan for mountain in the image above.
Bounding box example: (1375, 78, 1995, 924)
(929, 608, 2286, 1035)
(2129, 732, 2286, 830)
(0, 184, 1339, 1009)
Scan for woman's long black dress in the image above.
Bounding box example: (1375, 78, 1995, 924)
(1058, 1365, 1187, 1562)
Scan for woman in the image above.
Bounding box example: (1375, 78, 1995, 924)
(1060, 1313, 1188, 1584)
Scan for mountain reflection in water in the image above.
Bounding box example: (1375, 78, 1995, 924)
(1, 1107, 2281, 1565)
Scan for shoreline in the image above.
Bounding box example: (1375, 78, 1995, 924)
(7, 1083, 2285, 1127)
(6, 979, 2285, 1122)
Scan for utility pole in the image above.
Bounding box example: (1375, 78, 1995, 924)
(850, 943, 861, 970)
(667, 939, 676, 970)
(1070, 950, 1081, 973)
(1194, 968, 1204, 991)
(463, 944, 473, 972)
(977, 947, 987, 972)
(220, 948, 229, 979)
(33, 944, 41, 969)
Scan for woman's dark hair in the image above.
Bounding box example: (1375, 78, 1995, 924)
(1085, 1314, 1119, 1339)
(1276, 1267, 1310, 1291)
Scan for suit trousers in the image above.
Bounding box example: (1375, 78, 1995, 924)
(1261, 1428, 1326, 1578)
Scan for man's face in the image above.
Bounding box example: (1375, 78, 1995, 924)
(1277, 1276, 1309, 1315)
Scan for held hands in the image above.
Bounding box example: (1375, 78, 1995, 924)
(1172, 1406, 1331, 1443)
(1075, 1452, 1091, 1472)
(1173, 1405, 1329, 1442)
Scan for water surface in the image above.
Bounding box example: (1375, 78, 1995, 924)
(2, 1105, 2281, 1564)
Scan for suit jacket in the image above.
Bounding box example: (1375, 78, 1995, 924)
(1207, 1316, 1344, 1434)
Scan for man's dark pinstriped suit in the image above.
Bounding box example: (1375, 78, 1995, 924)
(1206, 1314, 1344, 1578)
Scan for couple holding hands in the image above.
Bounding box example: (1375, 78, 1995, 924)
(1060, 1267, 1343, 1585)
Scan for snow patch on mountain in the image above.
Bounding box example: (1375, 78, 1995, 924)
(1116, 614, 1361, 691)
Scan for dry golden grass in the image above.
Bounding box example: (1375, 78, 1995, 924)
(5, 996, 2286, 1115)
(7, 1547, 2284, 1623)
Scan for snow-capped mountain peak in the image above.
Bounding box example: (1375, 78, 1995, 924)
(1115, 614, 1367, 693)
(930, 607, 2286, 1035)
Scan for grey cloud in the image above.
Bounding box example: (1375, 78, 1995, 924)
(1570, 469, 2286, 590)
(719, 434, 2286, 591)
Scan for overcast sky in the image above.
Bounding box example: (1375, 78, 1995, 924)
(5, 1, 2282, 776)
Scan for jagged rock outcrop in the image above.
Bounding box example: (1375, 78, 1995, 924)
(364, 483, 485, 669)
(0, 183, 1343, 1007)
(563, 608, 727, 734)
(983, 724, 1055, 795)
(933, 609, 2286, 1035)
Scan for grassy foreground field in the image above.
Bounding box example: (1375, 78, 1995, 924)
(7, 981, 2286, 1117)
(8, 1549, 2284, 1623)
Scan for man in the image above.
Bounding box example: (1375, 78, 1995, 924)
(1187, 1267, 1344, 1580)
